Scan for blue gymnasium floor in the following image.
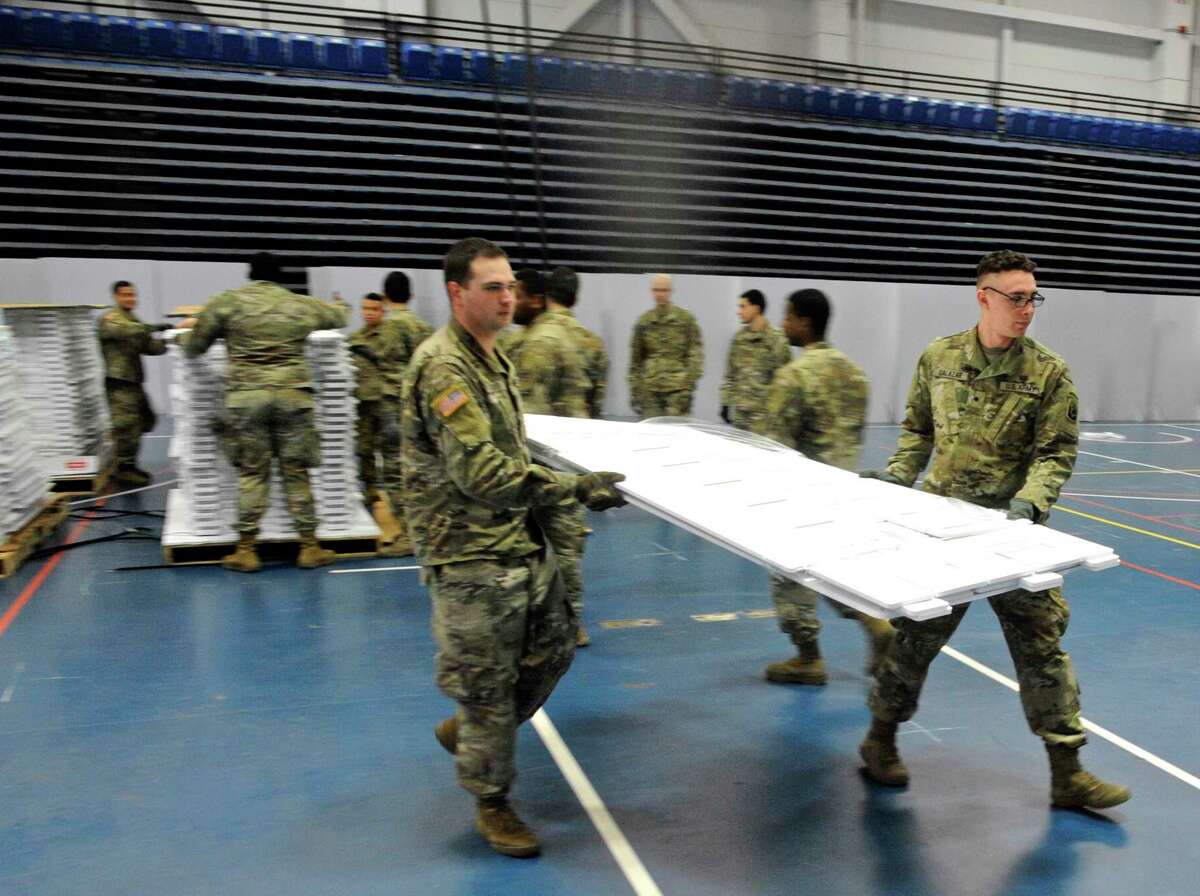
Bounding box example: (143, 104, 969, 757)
(1, 424, 1198, 896)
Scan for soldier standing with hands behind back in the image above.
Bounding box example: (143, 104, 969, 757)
(858, 250, 1129, 811)
(720, 288, 791, 431)
(402, 238, 626, 858)
(628, 273, 703, 417)
(98, 280, 171, 485)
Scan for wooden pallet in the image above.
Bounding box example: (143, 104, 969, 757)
(49, 457, 117, 496)
(163, 532, 380, 566)
(0, 495, 71, 579)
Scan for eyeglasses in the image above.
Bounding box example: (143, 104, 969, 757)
(983, 286, 1045, 308)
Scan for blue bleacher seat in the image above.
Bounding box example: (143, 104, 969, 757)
(214, 26, 249, 64)
(0, 6, 19, 47)
(1048, 112, 1075, 141)
(470, 49, 495, 83)
(501, 53, 525, 88)
(1085, 117, 1112, 145)
(435, 45, 465, 81)
(288, 33, 318, 68)
(1066, 115, 1093, 142)
(104, 16, 140, 56)
(947, 102, 974, 129)
(1004, 107, 1029, 136)
(727, 76, 755, 108)
(858, 91, 883, 121)
(1027, 109, 1052, 138)
(354, 39, 388, 76)
(662, 69, 687, 102)
(180, 23, 212, 61)
(252, 30, 284, 67)
(536, 56, 564, 90)
(881, 94, 906, 124)
(808, 84, 833, 115)
(780, 82, 805, 114)
(1132, 122, 1159, 149)
(566, 59, 596, 93)
(402, 41, 434, 79)
(145, 20, 178, 58)
(832, 89, 857, 117)
(758, 79, 782, 110)
(600, 63, 631, 97)
(976, 105, 998, 132)
(688, 71, 718, 104)
(1110, 119, 1136, 147)
(929, 99, 953, 128)
(1177, 128, 1200, 154)
(28, 9, 68, 49)
(630, 66, 664, 100)
(903, 96, 931, 125)
(322, 37, 352, 72)
(65, 12, 101, 51)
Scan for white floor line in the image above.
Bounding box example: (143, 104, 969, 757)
(940, 646, 1200, 792)
(327, 565, 420, 574)
(69, 478, 178, 507)
(1079, 450, 1200, 480)
(1062, 492, 1200, 503)
(531, 709, 664, 896)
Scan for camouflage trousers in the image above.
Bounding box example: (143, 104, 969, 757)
(105, 379, 156, 467)
(731, 406, 768, 434)
(770, 575, 868, 648)
(535, 501, 588, 615)
(378, 398, 404, 514)
(640, 390, 693, 417)
(429, 548, 577, 798)
(869, 586, 1084, 748)
(224, 389, 321, 536)
(355, 399, 385, 494)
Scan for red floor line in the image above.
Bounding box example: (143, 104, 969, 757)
(1122, 561, 1200, 593)
(0, 510, 100, 639)
(1065, 495, 1200, 535)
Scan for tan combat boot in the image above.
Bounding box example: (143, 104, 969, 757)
(114, 464, 151, 487)
(1047, 745, 1130, 810)
(859, 718, 910, 787)
(862, 616, 896, 677)
(765, 642, 827, 685)
(220, 533, 262, 573)
(296, 532, 336, 569)
(576, 625, 591, 648)
(476, 797, 541, 858)
(434, 716, 458, 755)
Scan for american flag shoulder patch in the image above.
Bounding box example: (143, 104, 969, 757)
(434, 385, 470, 419)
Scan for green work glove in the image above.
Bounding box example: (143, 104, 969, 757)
(859, 469, 906, 487)
(1006, 498, 1039, 522)
(575, 472, 627, 511)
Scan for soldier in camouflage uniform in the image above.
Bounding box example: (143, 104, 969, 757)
(403, 238, 625, 858)
(720, 289, 791, 431)
(180, 253, 348, 573)
(378, 273, 434, 552)
(347, 293, 388, 500)
(858, 250, 1129, 811)
(628, 273, 703, 417)
(510, 267, 594, 646)
(755, 289, 895, 685)
(98, 280, 170, 485)
(548, 266, 609, 419)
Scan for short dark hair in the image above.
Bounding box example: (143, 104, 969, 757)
(383, 271, 410, 303)
(111, 280, 133, 294)
(363, 292, 384, 303)
(740, 289, 766, 312)
(444, 238, 506, 286)
(976, 250, 1036, 283)
(547, 266, 579, 307)
(786, 288, 831, 339)
(515, 268, 547, 296)
(248, 252, 282, 283)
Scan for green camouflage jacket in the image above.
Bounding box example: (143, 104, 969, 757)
(401, 318, 579, 566)
(561, 310, 609, 418)
(97, 307, 166, 383)
(721, 322, 792, 431)
(378, 304, 434, 399)
(510, 308, 591, 418)
(348, 323, 387, 402)
(757, 341, 868, 471)
(628, 304, 703, 400)
(182, 281, 347, 404)
(885, 327, 1078, 516)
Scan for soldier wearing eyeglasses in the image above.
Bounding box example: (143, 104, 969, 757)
(857, 249, 1130, 812)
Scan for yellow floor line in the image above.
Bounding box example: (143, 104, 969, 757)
(1056, 505, 1200, 551)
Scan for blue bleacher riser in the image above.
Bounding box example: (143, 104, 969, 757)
(758, 79, 782, 110)
(631, 67, 664, 100)
(435, 45, 465, 81)
(809, 84, 833, 115)
(904, 97, 931, 125)
(832, 89, 857, 117)
(690, 72, 718, 104)
(600, 63, 630, 97)
(322, 37, 352, 73)
(180, 23, 213, 61)
(27, 8, 68, 49)
(252, 30, 284, 67)
(355, 39, 388, 76)
(1087, 117, 1113, 145)
(566, 59, 596, 93)
(977, 105, 998, 132)
(858, 91, 883, 121)
(0, 5, 19, 46)
(662, 69, 687, 102)
(501, 53, 525, 88)
(1004, 108, 1028, 136)
(103, 16, 140, 56)
(215, 26, 249, 64)
(65, 12, 101, 51)
(1178, 128, 1200, 153)
(470, 50, 495, 84)
(1048, 112, 1074, 141)
(145, 20, 177, 58)
(930, 100, 952, 128)
(727, 76, 755, 108)
(780, 82, 805, 114)
(882, 94, 906, 124)
(402, 41, 434, 79)
(536, 56, 564, 90)
(288, 33, 318, 69)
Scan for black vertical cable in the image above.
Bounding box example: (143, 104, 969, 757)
(480, 0, 525, 261)
(521, 0, 551, 269)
